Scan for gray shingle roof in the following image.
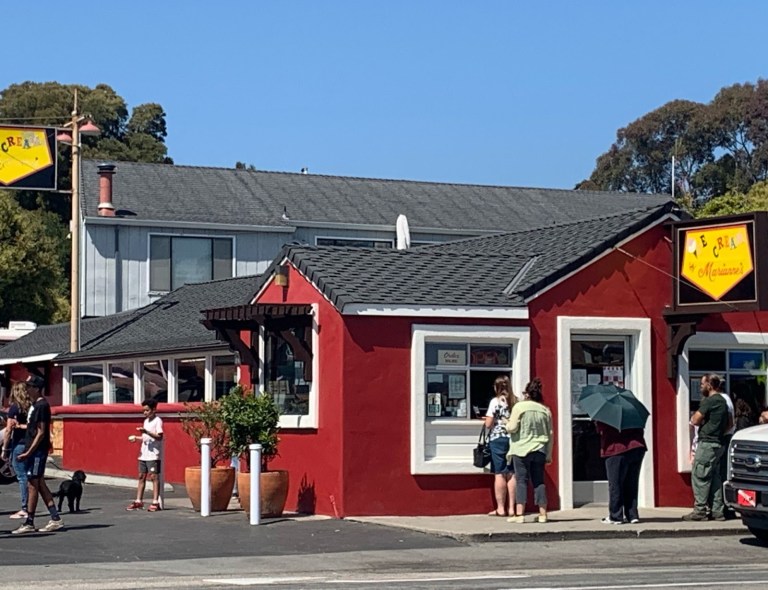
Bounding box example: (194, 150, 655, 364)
(81, 160, 675, 232)
(263, 201, 677, 310)
(0, 275, 261, 364)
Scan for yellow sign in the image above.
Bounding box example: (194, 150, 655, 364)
(681, 223, 754, 300)
(0, 127, 54, 186)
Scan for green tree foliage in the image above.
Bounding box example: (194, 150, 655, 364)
(582, 80, 768, 204)
(0, 81, 173, 324)
(0, 191, 68, 325)
(694, 181, 768, 218)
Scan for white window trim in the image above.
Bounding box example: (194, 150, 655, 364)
(410, 324, 531, 475)
(257, 304, 319, 429)
(146, 232, 236, 294)
(677, 331, 768, 472)
(557, 316, 655, 510)
(61, 350, 234, 406)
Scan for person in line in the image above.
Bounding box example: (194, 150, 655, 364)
(2, 382, 31, 520)
(126, 398, 164, 512)
(734, 398, 757, 432)
(682, 373, 731, 522)
(13, 374, 64, 534)
(505, 377, 553, 524)
(484, 375, 516, 517)
(716, 384, 736, 520)
(595, 422, 647, 524)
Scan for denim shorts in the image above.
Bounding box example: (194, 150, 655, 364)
(489, 437, 513, 474)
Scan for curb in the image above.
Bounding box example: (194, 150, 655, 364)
(345, 518, 749, 543)
(446, 526, 749, 543)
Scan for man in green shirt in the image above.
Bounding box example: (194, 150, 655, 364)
(683, 374, 732, 521)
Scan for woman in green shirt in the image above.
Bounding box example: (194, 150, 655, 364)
(505, 377, 553, 523)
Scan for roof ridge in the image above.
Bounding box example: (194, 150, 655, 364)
(419, 203, 674, 250)
(82, 159, 671, 198)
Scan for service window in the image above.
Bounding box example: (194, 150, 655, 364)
(424, 342, 513, 420)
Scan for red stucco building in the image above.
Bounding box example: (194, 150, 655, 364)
(5, 199, 768, 517)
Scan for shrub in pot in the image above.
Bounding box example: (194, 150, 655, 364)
(180, 400, 235, 511)
(220, 385, 288, 517)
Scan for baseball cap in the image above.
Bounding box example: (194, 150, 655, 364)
(25, 374, 45, 389)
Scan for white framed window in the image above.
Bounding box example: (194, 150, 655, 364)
(677, 332, 768, 472)
(557, 316, 654, 510)
(68, 364, 106, 405)
(410, 325, 530, 474)
(315, 236, 393, 249)
(257, 306, 319, 429)
(212, 354, 238, 400)
(109, 361, 137, 404)
(149, 235, 234, 292)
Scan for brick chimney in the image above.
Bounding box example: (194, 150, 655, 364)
(97, 163, 116, 216)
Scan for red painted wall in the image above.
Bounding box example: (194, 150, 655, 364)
(53, 404, 202, 484)
(8, 363, 62, 407)
(256, 268, 347, 517)
(528, 225, 689, 506)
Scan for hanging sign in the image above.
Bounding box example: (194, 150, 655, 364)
(674, 217, 759, 309)
(0, 126, 57, 190)
(680, 223, 754, 301)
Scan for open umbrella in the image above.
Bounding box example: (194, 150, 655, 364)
(578, 383, 649, 431)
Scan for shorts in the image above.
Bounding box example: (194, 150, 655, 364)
(26, 450, 48, 479)
(489, 437, 514, 475)
(139, 460, 161, 475)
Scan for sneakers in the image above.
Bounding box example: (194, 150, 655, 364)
(506, 515, 525, 523)
(148, 503, 161, 512)
(681, 511, 709, 521)
(126, 501, 144, 511)
(711, 513, 726, 521)
(629, 518, 640, 524)
(11, 523, 36, 535)
(537, 515, 548, 523)
(39, 519, 64, 532)
(9, 510, 28, 520)
(601, 517, 623, 524)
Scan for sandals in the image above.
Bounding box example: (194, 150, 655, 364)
(148, 503, 161, 512)
(487, 510, 506, 517)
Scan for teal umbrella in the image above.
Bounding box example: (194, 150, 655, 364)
(578, 384, 649, 431)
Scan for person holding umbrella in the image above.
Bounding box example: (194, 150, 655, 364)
(578, 382, 649, 525)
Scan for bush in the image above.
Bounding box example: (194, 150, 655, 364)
(220, 385, 280, 471)
(180, 400, 231, 466)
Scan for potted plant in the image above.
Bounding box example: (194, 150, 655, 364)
(180, 400, 236, 512)
(220, 385, 288, 518)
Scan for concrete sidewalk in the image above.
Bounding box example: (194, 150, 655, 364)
(348, 506, 749, 543)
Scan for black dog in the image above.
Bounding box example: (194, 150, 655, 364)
(53, 470, 87, 513)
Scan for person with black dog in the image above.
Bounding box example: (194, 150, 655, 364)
(126, 398, 164, 512)
(13, 374, 63, 534)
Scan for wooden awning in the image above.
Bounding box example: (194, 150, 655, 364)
(201, 303, 313, 386)
(203, 303, 313, 324)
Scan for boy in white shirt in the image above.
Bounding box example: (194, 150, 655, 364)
(126, 399, 164, 512)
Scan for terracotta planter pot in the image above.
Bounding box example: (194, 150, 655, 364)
(185, 466, 236, 512)
(237, 470, 289, 518)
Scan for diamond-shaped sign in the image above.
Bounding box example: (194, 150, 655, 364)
(0, 126, 55, 187)
(681, 224, 753, 301)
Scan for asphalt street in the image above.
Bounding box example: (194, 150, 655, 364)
(0, 478, 458, 566)
(1, 479, 767, 588)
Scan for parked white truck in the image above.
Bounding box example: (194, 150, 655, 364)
(724, 423, 768, 542)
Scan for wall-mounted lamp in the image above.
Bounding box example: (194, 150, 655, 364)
(274, 264, 289, 288)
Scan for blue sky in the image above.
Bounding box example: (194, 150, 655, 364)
(4, 1, 766, 189)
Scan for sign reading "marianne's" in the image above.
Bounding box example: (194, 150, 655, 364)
(681, 224, 754, 300)
(0, 126, 57, 190)
(675, 216, 758, 310)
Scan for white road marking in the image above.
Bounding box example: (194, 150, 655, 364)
(498, 580, 768, 590)
(203, 577, 321, 586)
(335, 574, 530, 584)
